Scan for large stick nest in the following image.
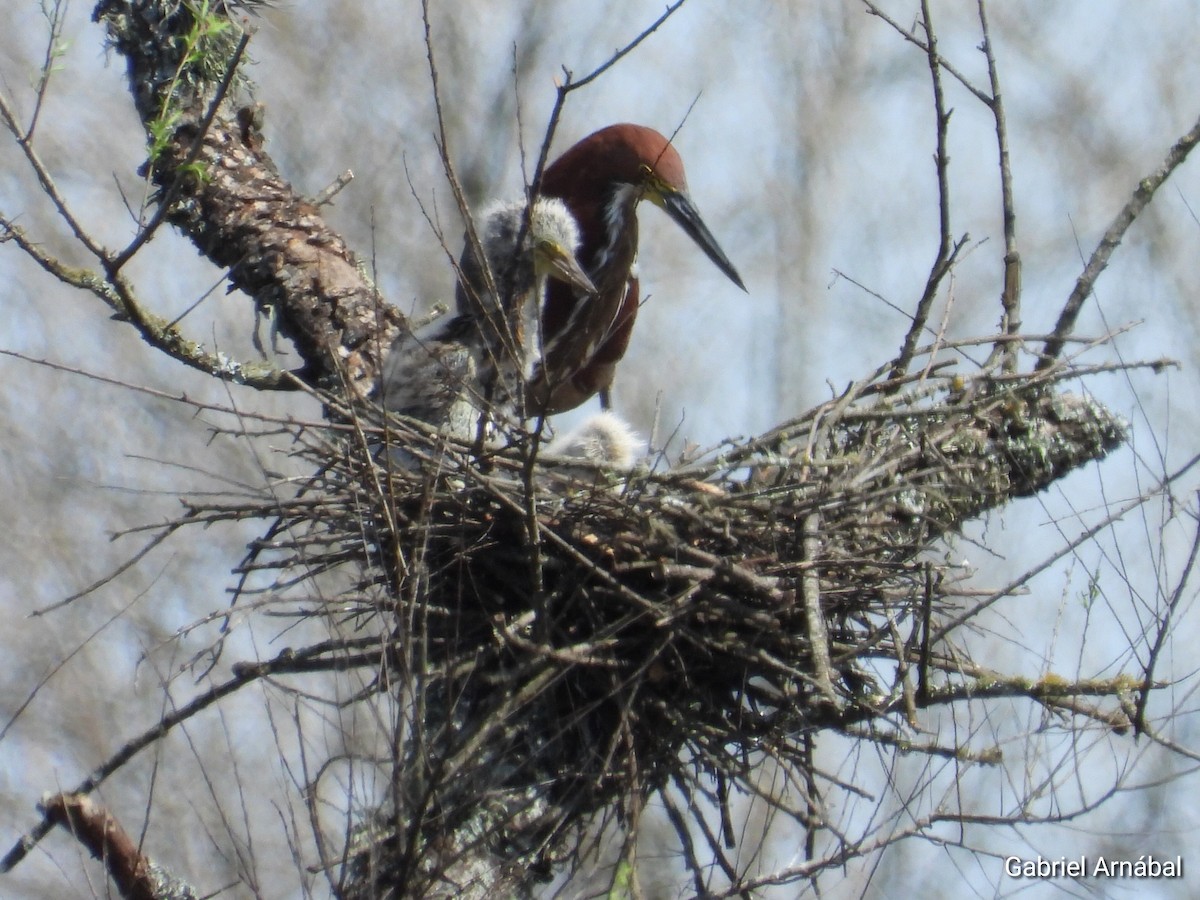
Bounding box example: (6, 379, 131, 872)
(214, 353, 1125, 895)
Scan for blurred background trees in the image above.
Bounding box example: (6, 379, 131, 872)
(2, 1, 1199, 896)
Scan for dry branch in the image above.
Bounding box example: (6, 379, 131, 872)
(93, 0, 405, 395)
(41, 794, 197, 900)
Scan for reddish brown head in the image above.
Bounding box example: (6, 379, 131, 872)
(542, 124, 689, 217)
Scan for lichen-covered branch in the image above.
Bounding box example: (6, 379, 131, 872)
(93, 0, 405, 395)
(0, 220, 288, 387)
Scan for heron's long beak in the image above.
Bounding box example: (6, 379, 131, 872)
(543, 245, 598, 297)
(659, 190, 747, 292)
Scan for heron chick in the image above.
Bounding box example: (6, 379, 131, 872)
(539, 411, 641, 491)
(545, 411, 640, 469)
(381, 197, 595, 441)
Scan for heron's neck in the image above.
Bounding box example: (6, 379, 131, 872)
(595, 183, 641, 273)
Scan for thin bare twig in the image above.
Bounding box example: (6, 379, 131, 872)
(1134, 505, 1200, 733)
(0, 663, 259, 873)
(0, 89, 107, 259)
(888, 0, 961, 385)
(1038, 109, 1200, 369)
(861, 0, 992, 105)
(928, 451, 1200, 645)
(26, 0, 71, 142)
(976, 0, 1023, 372)
(419, 0, 528, 386)
(528, 0, 691, 200)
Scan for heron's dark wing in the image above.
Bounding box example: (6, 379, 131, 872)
(380, 315, 478, 429)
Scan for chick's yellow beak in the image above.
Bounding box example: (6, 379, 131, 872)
(539, 241, 597, 296)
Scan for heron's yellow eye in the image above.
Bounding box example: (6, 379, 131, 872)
(639, 163, 667, 189)
(637, 163, 671, 205)
(533, 239, 564, 271)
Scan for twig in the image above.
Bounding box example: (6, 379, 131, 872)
(0, 89, 107, 259)
(1038, 109, 1200, 369)
(1134, 504, 1200, 733)
(888, 0, 959, 385)
(314, 169, 355, 206)
(660, 785, 710, 898)
(976, 0, 1022, 372)
(419, 0, 532, 387)
(26, 0, 70, 143)
(528, 0, 691, 200)
(1, 665, 258, 873)
(860, 0, 991, 105)
(30, 517, 190, 616)
(802, 513, 839, 705)
(928, 451, 1200, 645)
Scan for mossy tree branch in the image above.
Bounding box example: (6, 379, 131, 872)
(93, 0, 406, 396)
